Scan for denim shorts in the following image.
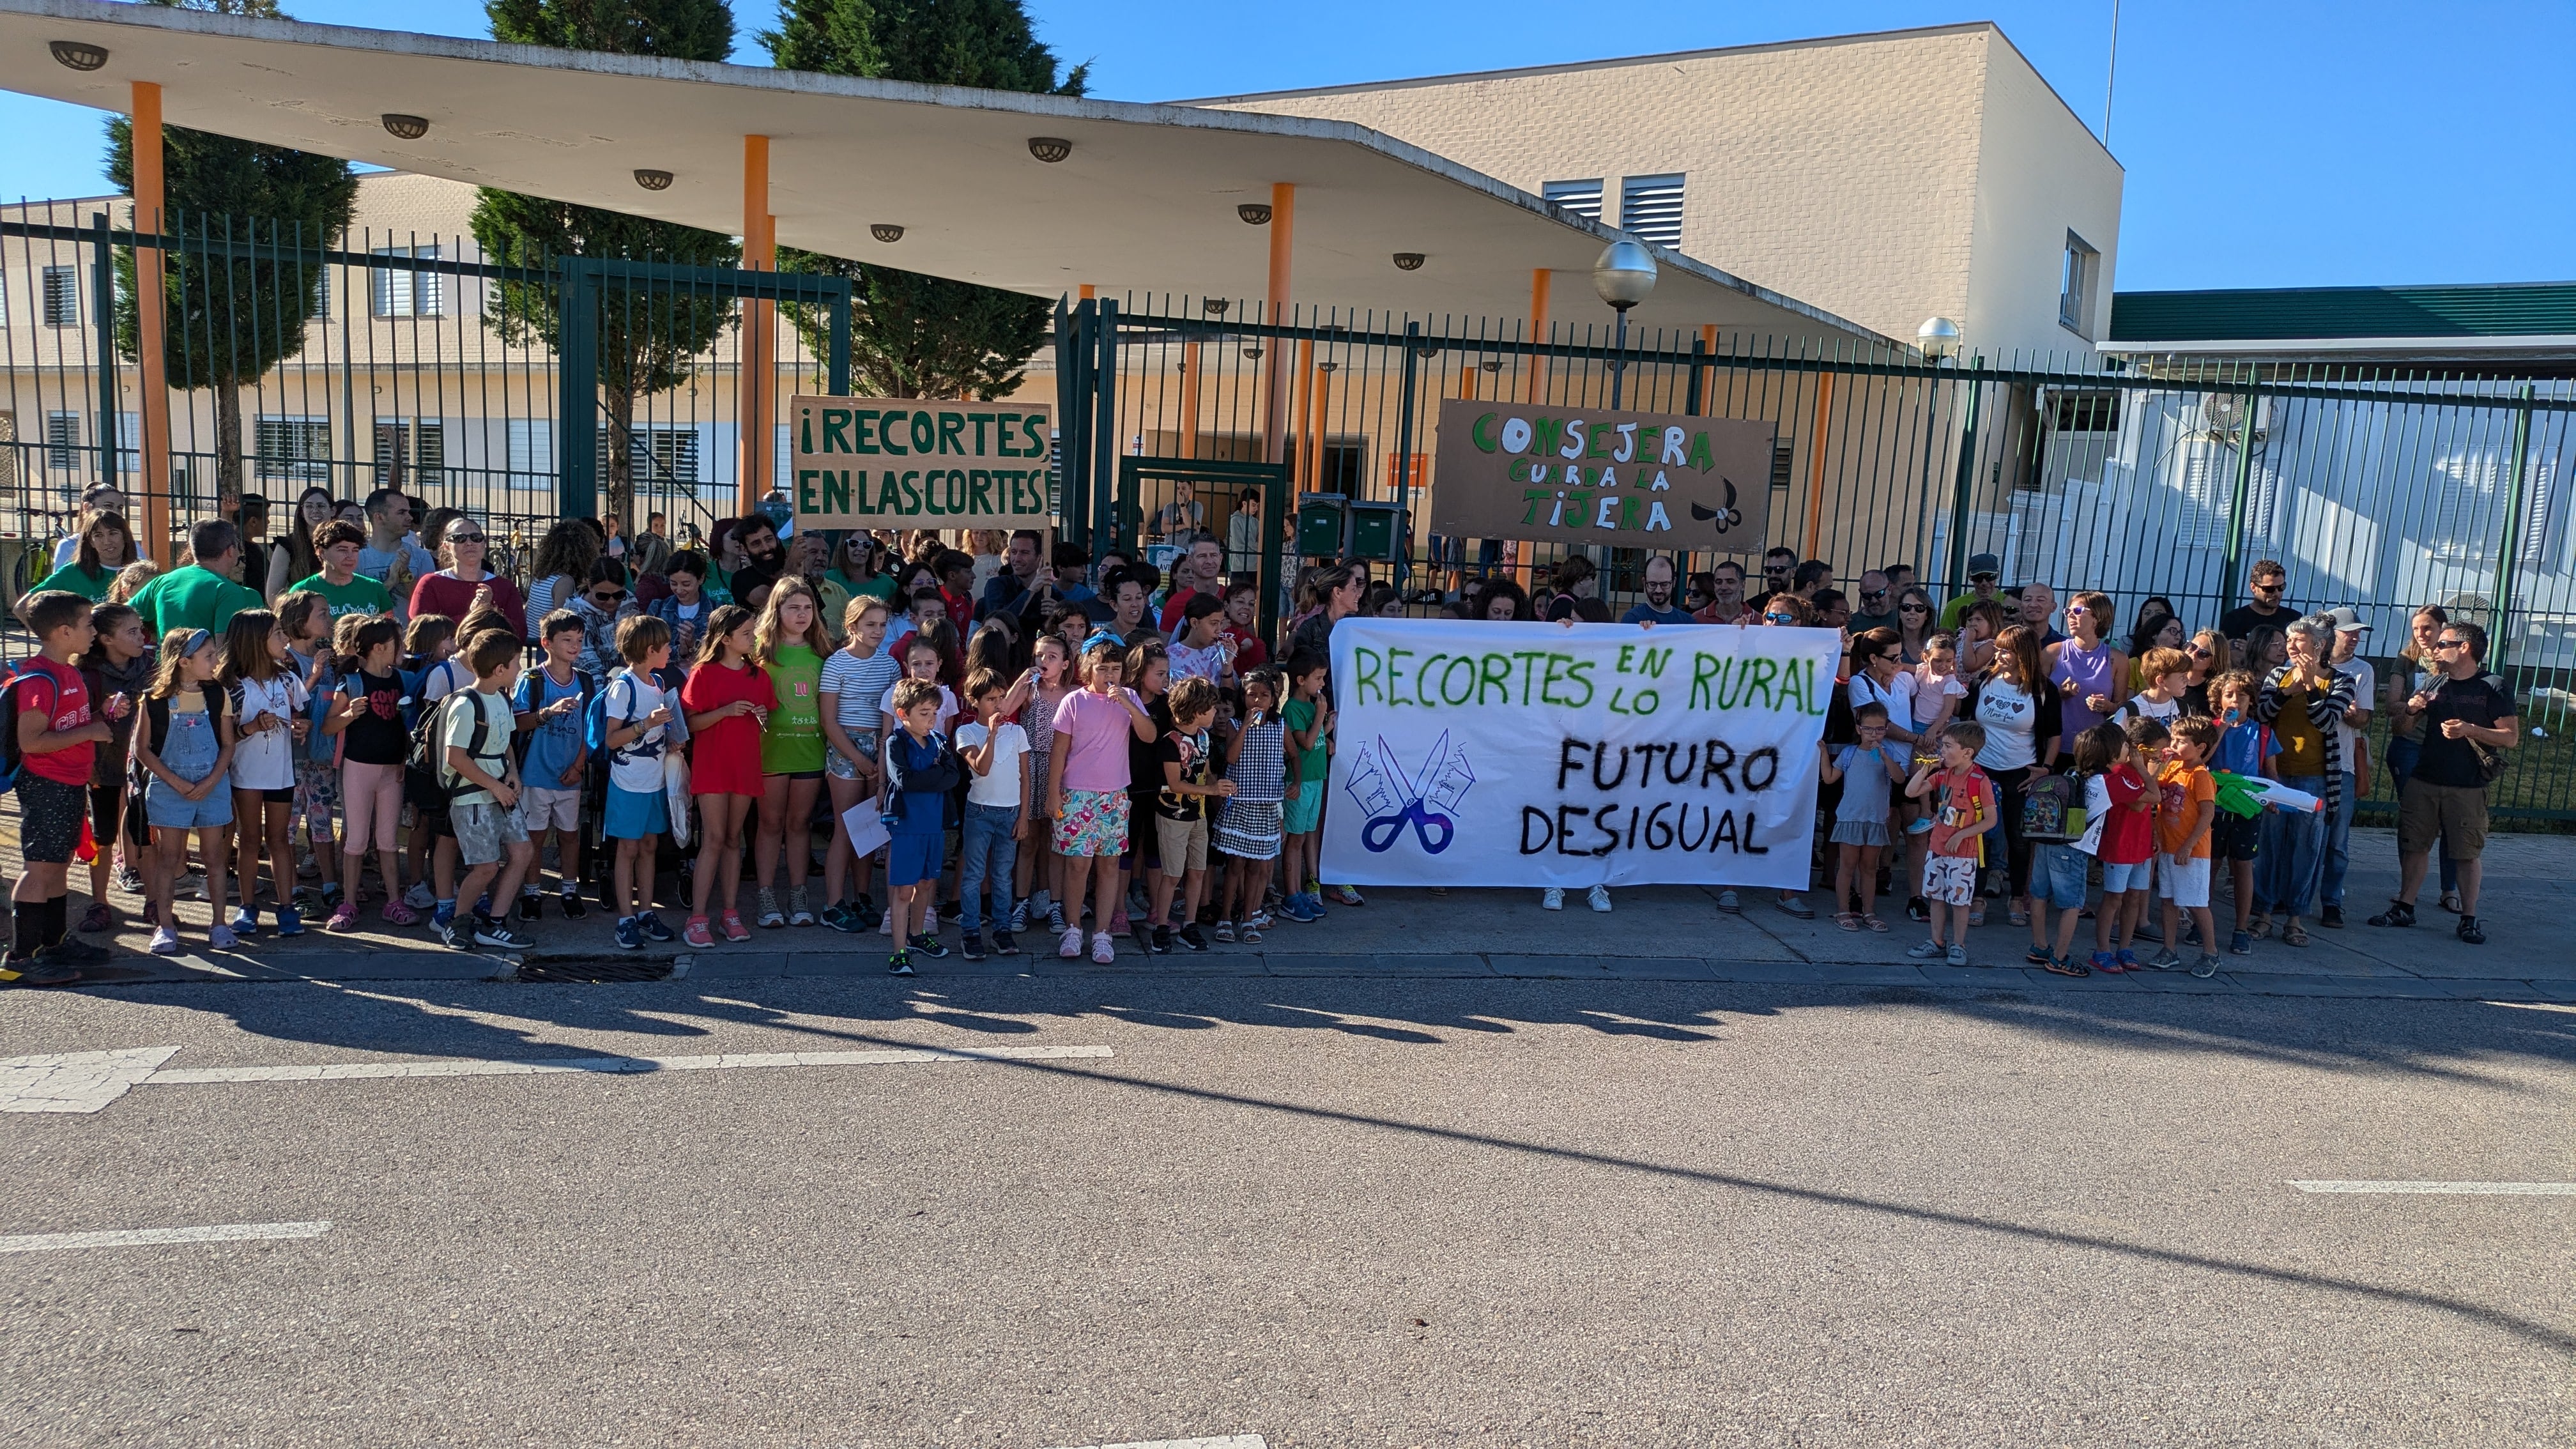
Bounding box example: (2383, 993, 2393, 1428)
(145, 774, 234, 831)
(2030, 843, 2087, 910)
(2099, 858, 2152, 894)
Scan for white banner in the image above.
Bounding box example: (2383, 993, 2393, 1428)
(1320, 619, 1837, 889)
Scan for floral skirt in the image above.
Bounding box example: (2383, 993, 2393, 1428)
(1053, 787, 1131, 858)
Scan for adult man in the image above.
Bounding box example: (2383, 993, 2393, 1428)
(1883, 563, 1917, 597)
(1938, 553, 2004, 630)
(1154, 482, 1206, 543)
(1106, 567, 1165, 648)
(1811, 589, 1850, 632)
(2015, 581, 2069, 647)
(291, 520, 398, 624)
(627, 511, 674, 579)
(1620, 555, 1695, 626)
(132, 519, 264, 636)
(1692, 560, 1751, 624)
(1790, 560, 1832, 603)
(358, 487, 437, 597)
(1747, 548, 1797, 610)
(729, 514, 788, 608)
(2368, 620, 2515, 946)
(1847, 570, 1900, 634)
(1156, 533, 1227, 634)
(1225, 490, 1264, 578)
(978, 528, 1048, 621)
(2219, 560, 2297, 642)
(2319, 606, 2376, 927)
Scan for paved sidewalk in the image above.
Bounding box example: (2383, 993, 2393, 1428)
(26, 829, 2574, 1004)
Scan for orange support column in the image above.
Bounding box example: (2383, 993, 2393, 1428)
(1804, 373, 1836, 562)
(1524, 269, 1552, 405)
(1289, 339, 1314, 487)
(1178, 341, 1201, 459)
(132, 81, 172, 562)
(737, 135, 774, 516)
(1261, 183, 1296, 467)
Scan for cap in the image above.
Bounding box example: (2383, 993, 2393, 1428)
(1965, 552, 2002, 579)
(2324, 605, 2368, 634)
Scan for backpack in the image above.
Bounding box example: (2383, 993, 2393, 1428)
(512, 667, 597, 768)
(410, 691, 502, 802)
(2021, 768, 2082, 844)
(0, 661, 65, 792)
(585, 670, 664, 768)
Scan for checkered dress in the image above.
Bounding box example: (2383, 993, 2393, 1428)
(1212, 717, 1287, 859)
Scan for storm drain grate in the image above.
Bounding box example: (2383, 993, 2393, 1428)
(514, 957, 675, 985)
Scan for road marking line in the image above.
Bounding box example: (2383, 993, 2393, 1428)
(0, 1047, 183, 1114)
(1044, 1438, 1266, 1449)
(2291, 1180, 2576, 1195)
(142, 1044, 1111, 1085)
(0, 1221, 330, 1254)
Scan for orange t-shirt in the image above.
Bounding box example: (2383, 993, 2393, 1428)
(2156, 761, 2216, 859)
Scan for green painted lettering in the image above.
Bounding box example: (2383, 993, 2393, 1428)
(854, 410, 881, 454)
(1472, 412, 1499, 452)
(821, 408, 851, 455)
(1687, 431, 1715, 471)
(1353, 647, 1385, 707)
(937, 411, 966, 456)
(1477, 652, 1513, 707)
(823, 470, 853, 515)
(878, 410, 907, 456)
(967, 413, 993, 454)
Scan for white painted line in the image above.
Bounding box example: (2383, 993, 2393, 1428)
(2291, 1180, 2576, 1195)
(0, 1221, 330, 1254)
(144, 1043, 1111, 1085)
(0, 1046, 182, 1114)
(1044, 1438, 1266, 1449)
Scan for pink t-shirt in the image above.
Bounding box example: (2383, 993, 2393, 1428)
(1050, 686, 1142, 793)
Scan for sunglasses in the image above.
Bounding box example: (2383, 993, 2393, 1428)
(2433, 638, 2466, 650)
(450, 532, 486, 544)
(1764, 612, 1799, 624)
(2253, 582, 2285, 594)
(1898, 602, 1929, 613)
(2188, 644, 2213, 657)
(1861, 589, 1889, 602)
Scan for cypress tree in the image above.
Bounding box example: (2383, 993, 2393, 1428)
(470, 0, 741, 534)
(763, 0, 1087, 399)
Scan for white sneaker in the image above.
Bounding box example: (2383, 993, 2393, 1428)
(1716, 889, 1740, 912)
(1588, 884, 1612, 913)
(1057, 925, 1084, 958)
(1090, 930, 1116, 964)
(1540, 887, 1564, 910)
(403, 882, 435, 911)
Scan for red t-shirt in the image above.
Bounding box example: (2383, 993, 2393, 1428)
(1219, 621, 1269, 669)
(16, 657, 93, 786)
(680, 659, 778, 798)
(2099, 761, 2156, 866)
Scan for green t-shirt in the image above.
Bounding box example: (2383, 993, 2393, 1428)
(832, 569, 897, 604)
(1284, 696, 1328, 783)
(289, 571, 397, 624)
(760, 644, 827, 774)
(24, 562, 116, 603)
(133, 564, 264, 638)
(1940, 590, 2003, 632)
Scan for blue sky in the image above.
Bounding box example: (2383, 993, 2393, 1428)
(4, 0, 2570, 292)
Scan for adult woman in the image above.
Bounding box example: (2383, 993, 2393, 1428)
(2181, 629, 2227, 717)
(967, 529, 1006, 595)
(829, 532, 894, 606)
(2251, 614, 2356, 946)
(1963, 623, 2062, 927)
(523, 519, 602, 641)
(706, 519, 753, 605)
(2382, 604, 2460, 911)
(1540, 555, 1597, 623)
(1894, 585, 1941, 663)
(264, 486, 335, 604)
(408, 514, 528, 638)
(2046, 590, 2129, 760)
(2126, 609, 2185, 691)
(1288, 564, 1363, 661)
(1473, 578, 1532, 622)
(50, 483, 128, 572)
(19, 510, 138, 618)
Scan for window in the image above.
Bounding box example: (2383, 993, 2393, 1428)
(2050, 392, 2121, 433)
(44, 412, 80, 471)
(599, 427, 700, 487)
(2060, 231, 2100, 335)
(1541, 179, 1604, 222)
(254, 416, 334, 482)
(372, 420, 444, 487)
(0, 413, 14, 491)
(1619, 174, 1686, 248)
(95, 411, 138, 474)
(371, 246, 443, 318)
(505, 419, 554, 489)
(1769, 440, 1795, 492)
(41, 266, 79, 328)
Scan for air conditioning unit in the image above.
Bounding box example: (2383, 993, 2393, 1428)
(2196, 392, 2273, 445)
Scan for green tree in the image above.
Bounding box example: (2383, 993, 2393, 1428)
(471, 0, 740, 533)
(106, 0, 358, 519)
(763, 0, 1085, 399)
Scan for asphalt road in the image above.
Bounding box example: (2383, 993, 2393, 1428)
(1, 974, 2569, 1447)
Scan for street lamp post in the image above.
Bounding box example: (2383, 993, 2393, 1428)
(1915, 317, 1961, 580)
(1592, 241, 1658, 410)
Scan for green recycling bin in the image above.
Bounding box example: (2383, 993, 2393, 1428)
(1296, 493, 1349, 558)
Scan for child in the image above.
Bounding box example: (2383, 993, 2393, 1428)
(1117, 642, 1172, 940)
(601, 615, 681, 951)
(2208, 670, 2277, 956)
(2117, 647, 2191, 726)
(646, 549, 712, 668)
(679, 604, 774, 946)
(819, 596, 898, 933)
(1212, 666, 1288, 942)
(75, 601, 151, 937)
(1822, 700, 1907, 931)
(2153, 716, 2224, 977)
(509, 610, 594, 922)
(2016, 747, 2085, 972)
(2077, 721, 2157, 972)
(1046, 636, 1158, 963)
(134, 624, 236, 957)
(222, 609, 310, 938)
(873, 633, 961, 935)
(1278, 651, 1332, 923)
(433, 629, 537, 951)
(880, 677, 962, 974)
(1016, 634, 1075, 936)
(1166, 594, 1235, 688)
(954, 667, 1033, 960)
(321, 617, 418, 932)
(8, 593, 114, 981)
(1900, 631, 1972, 922)
(406, 611, 480, 916)
(752, 579, 831, 928)
(1905, 721, 1996, 968)
(279, 590, 338, 906)
(1147, 675, 1235, 953)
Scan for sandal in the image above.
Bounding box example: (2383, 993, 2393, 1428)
(2281, 922, 2310, 948)
(2457, 916, 2485, 946)
(1834, 911, 1862, 932)
(2045, 953, 2091, 977)
(2246, 915, 2274, 940)
(1861, 914, 1890, 933)
(2366, 901, 2416, 928)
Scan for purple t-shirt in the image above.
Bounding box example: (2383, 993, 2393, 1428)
(1050, 687, 1142, 793)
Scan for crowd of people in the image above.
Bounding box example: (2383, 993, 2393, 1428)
(0, 488, 2526, 985)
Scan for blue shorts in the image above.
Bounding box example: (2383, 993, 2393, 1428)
(2100, 858, 2152, 894)
(2031, 843, 2087, 910)
(604, 783, 669, 841)
(887, 829, 944, 889)
(1282, 778, 1325, 836)
(145, 775, 234, 831)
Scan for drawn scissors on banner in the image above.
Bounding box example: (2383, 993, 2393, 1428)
(1363, 796, 1454, 855)
(1356, 732, 1468, 855)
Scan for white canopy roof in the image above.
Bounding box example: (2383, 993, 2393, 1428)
(0, 0, 1891, 346)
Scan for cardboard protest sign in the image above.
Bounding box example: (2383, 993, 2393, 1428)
(788, 395, 1054, 528)
(1426, 398, 1774, 551)
(1319, 618, 1836, 889)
